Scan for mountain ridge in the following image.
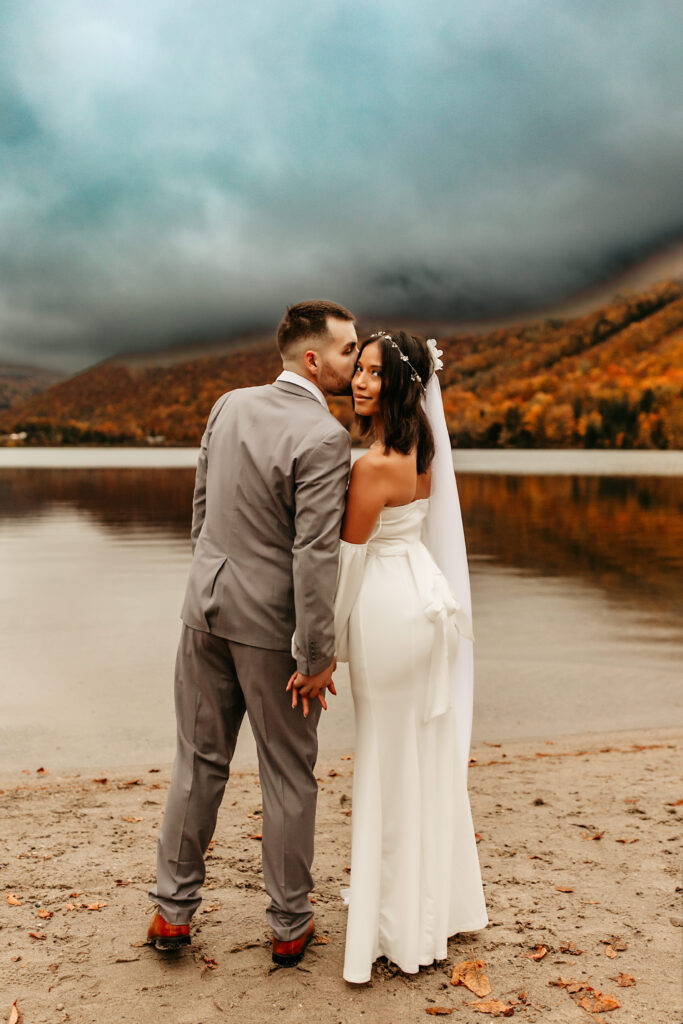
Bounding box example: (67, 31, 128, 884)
(0, 361, 66, 413)
(2, 277, 682, 449)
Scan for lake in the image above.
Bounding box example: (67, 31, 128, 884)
(1, 449, 682, 773)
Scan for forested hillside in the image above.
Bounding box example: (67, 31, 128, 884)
(2, 279, 681, 447)
(0, 362, 64, 412)
(437, 278, 683, 448)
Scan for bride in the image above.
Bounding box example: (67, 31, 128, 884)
(330, 330, 487, 983)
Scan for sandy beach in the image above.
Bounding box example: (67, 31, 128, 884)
(1, 726, 681, 1024)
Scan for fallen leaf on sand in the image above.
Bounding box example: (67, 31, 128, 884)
(28, 932, 46, 941)
(666, 799, 683, 806)
(550, 977, 583, 993)
(468, 757, 478, 765)
(248, 834, 262, 841)
(475, 833, 482, 843)
(8, 1001, 22, 1024)
(426, 1008, 452, 1016)
(582, 831, 603, 841)
(309, 897, 317, 904)
(601, 937, 627, 951)
(201, 955, 219, 970)
(605, 946, 619, 959)
(615, 838, 639, 843)
(93, 778, 108, 784)
(201, 905, 220, 914)
(577, 991, 620, 1013)
(65, 900, 96, 912)
(552, 978, 620, 1015)
(122, 816, 143, 823)
(340, 755, 353, 760)
(86, 902, 107, 911)
(315, 935, 329, 944)
(555, 886, 574, 893)
(559, 941, 583, 955)
(38, 909, 53, 920)
(451, 960, 491, 998)
(36, 767, 46, 774)
(467, 998, 515, 1016)
(121, 779, 140, 787)
(328, 769, 340, 777)
(6, 894, 22, 907)
(611, 973, 635, 987)
(526, 946, 547, 961)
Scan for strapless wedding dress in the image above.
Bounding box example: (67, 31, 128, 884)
(334, 498, 488, 984)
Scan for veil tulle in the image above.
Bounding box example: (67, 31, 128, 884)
(423, 370, 474, 774)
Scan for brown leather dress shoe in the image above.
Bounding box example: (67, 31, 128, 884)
(272, 918, 315, 966)
(147, 910, 191, 951)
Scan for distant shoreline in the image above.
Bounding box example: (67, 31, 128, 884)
(1, 446, 682, 475)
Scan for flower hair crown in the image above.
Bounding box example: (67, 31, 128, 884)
(369, 332, 444, 390)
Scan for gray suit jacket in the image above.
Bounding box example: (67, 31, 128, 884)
(180, 380, 351, 675)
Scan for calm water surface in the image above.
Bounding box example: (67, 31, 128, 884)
(1, 452, 682, 772)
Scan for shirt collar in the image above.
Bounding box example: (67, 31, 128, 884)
(276, 370, 328, 408)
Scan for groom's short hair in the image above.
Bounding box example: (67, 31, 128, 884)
(277, 299, 355, 356)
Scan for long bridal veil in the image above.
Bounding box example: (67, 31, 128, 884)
(423, 368, 475, 774)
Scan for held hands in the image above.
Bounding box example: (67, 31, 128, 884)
(286, 659, 337, 718)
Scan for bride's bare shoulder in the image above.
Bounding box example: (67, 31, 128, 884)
(351, 446, 408, 482)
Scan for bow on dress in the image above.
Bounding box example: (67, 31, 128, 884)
(421, 570, 473, 723)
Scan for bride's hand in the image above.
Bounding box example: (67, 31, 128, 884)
(286, 672, 335, 716)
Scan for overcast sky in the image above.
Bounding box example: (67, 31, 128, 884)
(1, 0, 682, 372)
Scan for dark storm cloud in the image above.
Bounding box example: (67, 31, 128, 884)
(0, 0, 682, 371)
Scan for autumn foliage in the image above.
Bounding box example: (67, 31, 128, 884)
(437, 278, 683, 449)
(2, 278, 682, 447)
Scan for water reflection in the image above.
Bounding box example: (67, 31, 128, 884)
(0, 468, 195, 536)
(2, 468, 682, 616)
(461, 474, 683, 615)
(1, 467, 682, 772)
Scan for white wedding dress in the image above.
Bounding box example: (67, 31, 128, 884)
(335, 497, 488, 984)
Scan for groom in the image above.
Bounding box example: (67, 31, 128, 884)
(147, 299, 358, 966)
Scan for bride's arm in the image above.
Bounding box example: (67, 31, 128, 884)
(341, 454, 391, 543)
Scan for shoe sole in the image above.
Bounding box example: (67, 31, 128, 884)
(150, 935, 191, 952)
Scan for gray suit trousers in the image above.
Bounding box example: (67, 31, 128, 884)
(149, 624, 321, 941)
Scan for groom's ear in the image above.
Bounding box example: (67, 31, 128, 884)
(303, 348, 319, 374)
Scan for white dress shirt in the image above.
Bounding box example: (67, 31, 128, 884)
(276, 370, 328, 408)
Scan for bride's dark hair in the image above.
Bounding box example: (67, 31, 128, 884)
(356, 330, 435, 475)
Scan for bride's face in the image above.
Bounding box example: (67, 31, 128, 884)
(352, 341, 382, 417)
